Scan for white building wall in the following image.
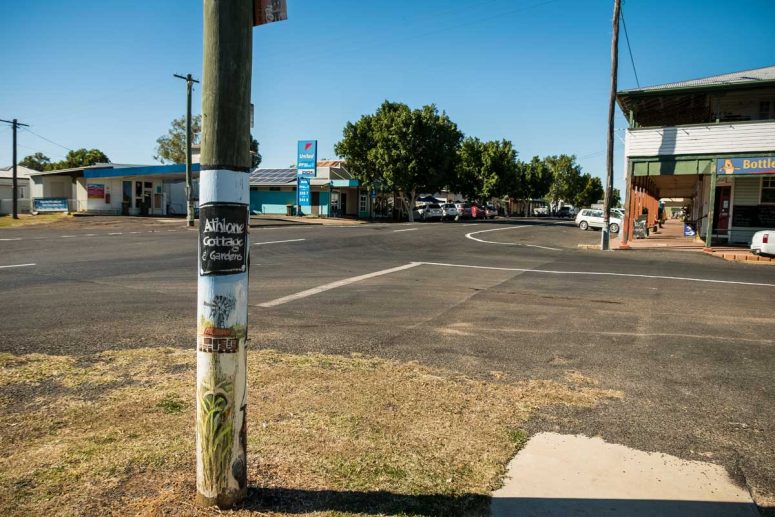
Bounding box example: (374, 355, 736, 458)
(625, 121, 775, 158)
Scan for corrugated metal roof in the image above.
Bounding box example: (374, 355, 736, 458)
(619, 65, 775, 95)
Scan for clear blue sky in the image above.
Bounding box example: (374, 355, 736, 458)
(2, 0, 774, 191)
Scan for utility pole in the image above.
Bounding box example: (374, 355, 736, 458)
(601, 0, 621, 251)
(1, 118, 30, 219)
(174, 73, 200, 227)
(196, 0, 252, 508)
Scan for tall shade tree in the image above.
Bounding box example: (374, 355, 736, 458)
(250, 137, 262, 169)
(335, 100, 462, 222)
(546, 154, 583, 209)
(453, 137, 517, 203)
(610, 187, 622, 208)
(19, 152, 51, 171)
(154, 115, 202, 164)
(50, 148, 110, 170)
(574, 173, 604, 208)
(510, 155, 553, 216)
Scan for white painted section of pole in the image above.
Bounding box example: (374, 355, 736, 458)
(196, 169, 250, 505)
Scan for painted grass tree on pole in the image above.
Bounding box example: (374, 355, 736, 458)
(196, 0, 252, 508)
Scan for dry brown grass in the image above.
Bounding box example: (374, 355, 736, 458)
(0, 213, 70, 228)
(0, 349, 621, 516)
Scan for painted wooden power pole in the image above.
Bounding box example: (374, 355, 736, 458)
(196, 0, 253, 508)
(601, 0, 621, 251)
(174, 73, 200, 227)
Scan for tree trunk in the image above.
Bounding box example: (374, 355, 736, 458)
(404, 191, 414, 222)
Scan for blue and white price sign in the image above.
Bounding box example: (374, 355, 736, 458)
(297, 176, 311, 208)
(297, 140, 317, 177)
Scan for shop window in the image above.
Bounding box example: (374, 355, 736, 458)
(762, 177, 775, 204)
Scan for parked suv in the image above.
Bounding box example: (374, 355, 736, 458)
(455, 202, 472, 219)
(441, 203, 458, 221)
(420, 203, 443, 221)
(557, 206, 576, 218)
(575, 209, 622, 233)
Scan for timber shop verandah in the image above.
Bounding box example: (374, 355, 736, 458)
(617, 65, 775, 248)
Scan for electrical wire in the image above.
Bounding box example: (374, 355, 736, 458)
(20, 127, 73, 152)
(620, 6, 640, 88)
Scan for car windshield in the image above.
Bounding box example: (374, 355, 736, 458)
(429, 204, 440, 209)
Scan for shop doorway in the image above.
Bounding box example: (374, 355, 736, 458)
(713, 186, 731, 238)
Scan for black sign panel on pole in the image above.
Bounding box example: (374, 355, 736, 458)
(199, 203, 249, 276)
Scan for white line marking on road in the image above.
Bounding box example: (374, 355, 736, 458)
(60, 235, 76, 238)
(418, 261, 775, 288)
(0, 238, 22, 241)
(130, 231, 141, 234)
(108, 232, 123, 235)
(393, 228, 418, 232)
(0, 263, 35, 269)
(461, 223, 478, 226)
(167, 229, 177, 232)
(258, 262, 421, 307)
(85, 233, 96, 236)
(253, 238, 306, 246)
(465, 226, 561, 251)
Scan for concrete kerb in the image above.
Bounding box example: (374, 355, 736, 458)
(491, 433, 759, 517)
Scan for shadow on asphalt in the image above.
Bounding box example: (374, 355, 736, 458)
(240, 487, 761, 516)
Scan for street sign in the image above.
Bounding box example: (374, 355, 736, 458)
(253, 0, 287, 27)
(297, 176, 311, 209)
(297, 140, 317, 177)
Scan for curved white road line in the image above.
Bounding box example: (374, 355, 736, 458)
(465, 226, 561, 251)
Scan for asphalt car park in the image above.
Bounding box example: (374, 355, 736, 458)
(1, 216, 774, 508)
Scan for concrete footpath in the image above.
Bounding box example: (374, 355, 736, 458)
(491, 433, 758, 516)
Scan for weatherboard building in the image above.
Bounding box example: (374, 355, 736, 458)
(618, 65, 775, 247)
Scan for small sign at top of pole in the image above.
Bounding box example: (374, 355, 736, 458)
(254, 0, 288, 26)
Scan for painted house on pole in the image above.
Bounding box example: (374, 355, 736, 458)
(618, 65, 775, 247)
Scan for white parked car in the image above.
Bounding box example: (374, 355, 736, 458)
(485, 204, 498, 219)
(751, 230, 774, 256)
(441, 203, 458, 220)
(420, 203, 443, 221)
(575, 209, 622, 234)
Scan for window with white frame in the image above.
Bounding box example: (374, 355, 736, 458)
(359, 193, 367, 213)
(763, 177, 775, 204)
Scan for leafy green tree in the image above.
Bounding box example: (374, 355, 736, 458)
(46, 148, 110, 170)
(574, 174, 604, 208)
(453, 137, 517, 203)
(610, 187, 621, 208)
(154, 115, 202, 164)
(510, 156, 553, 215)
(250, 137, 262, 169)
(545, 154, 583, 209)
(19, 152, 51, 171)
(335, 100, 462, 221)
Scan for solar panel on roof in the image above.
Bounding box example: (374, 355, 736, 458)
(249, 168, 297, 185)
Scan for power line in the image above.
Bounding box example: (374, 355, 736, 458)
(20, 127, 73, 152)
(620, 6, 640, 88)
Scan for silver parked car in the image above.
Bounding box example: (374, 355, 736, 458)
(420, 203, 443, 221)
(575, 208, 622, 233)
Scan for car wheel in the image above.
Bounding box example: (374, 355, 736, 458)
(752, 249, 760, 256)
(579, 220, 589, 231)
(609, 223, 620, 234)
